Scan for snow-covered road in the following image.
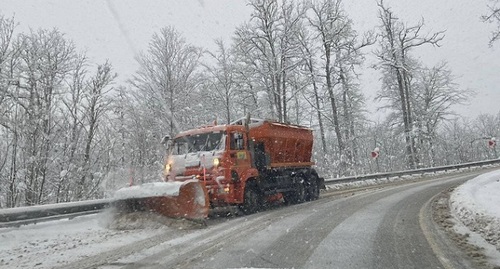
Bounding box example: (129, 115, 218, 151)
(1, 169, 500, 269)
(0, 211, 174, 268)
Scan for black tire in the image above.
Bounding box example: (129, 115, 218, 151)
(295, 180, 306, 204)
(283, 191, 294, 205)
(284, 180, 306, 205)
(240, 185, 261, 214)
(306, 177, 320, 201)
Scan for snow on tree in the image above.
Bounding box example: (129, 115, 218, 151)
(232, 0, 306, 123)
(374, 0, 444, 169)
(0, 6, 499, 208)
(306, 0, 372, 175)
(202, 39, 237, 124)
(411, 61, 469, 166)
(0, 19, 119, 206)
(0, 15, 19, 208)
(14, 28, 77, 205)
(129, 26, 203, 137)
(76, 60, 116, 199)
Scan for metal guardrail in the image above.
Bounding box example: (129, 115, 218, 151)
(1, 158, 500, 228)
(1, 210, 103, 228)
(0, 199, 110, 228)
(324, 158, 500, 185)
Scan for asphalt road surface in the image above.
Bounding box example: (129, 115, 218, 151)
(64, 172, 484, 269)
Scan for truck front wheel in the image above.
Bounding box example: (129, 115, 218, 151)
(240, 185, 261, 214)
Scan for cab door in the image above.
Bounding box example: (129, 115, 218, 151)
(227, 131, 258, 204)
(229, 132, 251, 170)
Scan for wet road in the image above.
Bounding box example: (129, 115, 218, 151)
(66, 172, 484, 269)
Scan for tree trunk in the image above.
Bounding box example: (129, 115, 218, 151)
(339, 62, 353, 167)
(325, 46, 345, 166)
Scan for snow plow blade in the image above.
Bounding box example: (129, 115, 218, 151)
(111, 180, 209, 221)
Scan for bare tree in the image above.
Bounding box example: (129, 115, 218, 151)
(296, 25, 327, 153)
(307, 0, 347, 167)
(130, 26, 203, 137)
(232, 25, 275, 119)
(0, 15, 19, 207)
(124, 26, 203, 184)
(203, 39, 237, 124)
(0, 15, 18, 103)
(375, 0, 444, 169)
(307, 0, 372, 175)
(54, 54, 88, 202)
(439, 118, 477, 164)
(233, 0, 305, 122)
(412, 61, 469, 166)
(76, 60, 116, 199)
(15, 28, 77, 205)
(482, 0, 500, 46)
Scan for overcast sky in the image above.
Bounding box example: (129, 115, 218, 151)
(2, 0, 500, 121)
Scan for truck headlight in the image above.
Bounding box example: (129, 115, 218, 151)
(165, 163, 172, 173)
(213, 158, 220, 168)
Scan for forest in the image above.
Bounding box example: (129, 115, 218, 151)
(1, 0, 500, 208)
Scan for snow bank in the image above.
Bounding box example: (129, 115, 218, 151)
(113, 181, 185, 200)
(450, 170, 500, 250)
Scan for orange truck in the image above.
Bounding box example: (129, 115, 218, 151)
(113, 118, 324, 220)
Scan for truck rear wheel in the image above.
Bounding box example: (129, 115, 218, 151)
(295, 181, 306, 203)
(240, 185, 261, 214)
(306, 177, 320, 201)
(284, 181, 306, 204)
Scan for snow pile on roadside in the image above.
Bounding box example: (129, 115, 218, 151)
(450, 170, 500, 250)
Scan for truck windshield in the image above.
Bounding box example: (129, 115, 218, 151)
(171, 132, 225, 155)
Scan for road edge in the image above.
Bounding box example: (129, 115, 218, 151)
(420, 187, 495, 269)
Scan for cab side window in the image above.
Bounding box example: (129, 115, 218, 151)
(230, 132, 245, 150)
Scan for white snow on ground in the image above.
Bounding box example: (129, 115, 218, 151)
(450, 169, 500, 255)
(0, 212, 168, 269)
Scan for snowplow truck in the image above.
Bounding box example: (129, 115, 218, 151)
(113, 118, 324, 220)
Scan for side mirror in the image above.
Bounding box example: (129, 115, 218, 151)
(161, 135, 171, 145)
